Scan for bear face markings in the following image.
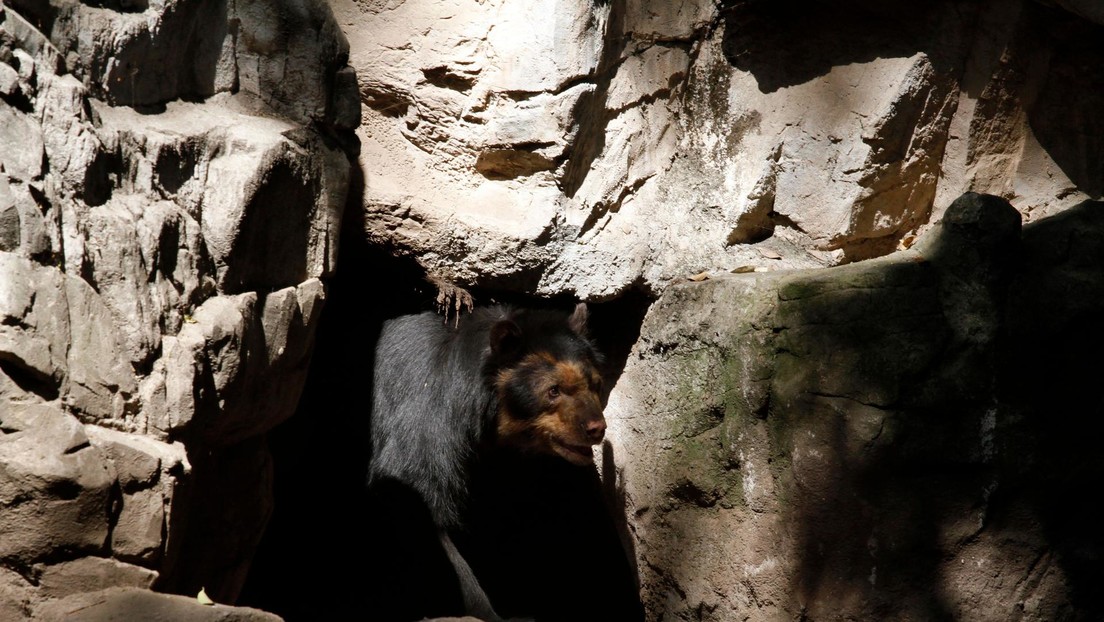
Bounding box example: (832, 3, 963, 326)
(495, 350, 607, 466)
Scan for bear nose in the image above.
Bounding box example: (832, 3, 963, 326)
(585, 417, 607, 443)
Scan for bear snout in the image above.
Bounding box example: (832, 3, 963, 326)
(584, 416, 607, 443)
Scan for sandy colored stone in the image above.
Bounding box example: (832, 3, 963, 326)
(0, 404, 116, 565)
(36, 557, 158, 600)
(33, 587, 283, 622)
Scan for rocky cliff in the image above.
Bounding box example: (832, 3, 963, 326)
(1, 0, 1102, 620)
(336, 0, 1103, 295)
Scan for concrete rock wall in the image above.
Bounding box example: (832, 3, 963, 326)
(3, 0, 1103, 619)
(330, 4, 1104, 611)
(0, 0, 355, 617)
(338, 0, 1103, 299)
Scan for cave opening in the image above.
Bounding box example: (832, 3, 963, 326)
(237, 210, 653, 619)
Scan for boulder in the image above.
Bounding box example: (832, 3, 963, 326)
(336, 0, 1104, 298)
(603, 193, 1098, 620)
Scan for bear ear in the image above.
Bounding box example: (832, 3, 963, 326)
(568, 302, 589, 337)
(490, 318, 523, 357)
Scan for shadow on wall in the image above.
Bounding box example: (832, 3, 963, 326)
(560, 0, 626, 199)
(11, 0, 356, 123)
(9, 0, 230, 110)
(718, 0, 967, 94)
(221, 160, 316, 294)
(765, 197, 1009, 619)
(235, 162, 427, 618)
(998, 201, 1104, 615)
(719, 0, 1104, 203)
(1022, 8, 1104, 199)
(756, 194, 1102, 618)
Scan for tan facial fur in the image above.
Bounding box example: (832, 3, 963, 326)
(496, 353, 607, 465)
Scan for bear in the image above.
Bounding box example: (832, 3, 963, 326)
(366, 303, 641, 621)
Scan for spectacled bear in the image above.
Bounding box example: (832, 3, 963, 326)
(366, 303, 640, 621)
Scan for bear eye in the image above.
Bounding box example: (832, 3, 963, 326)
(548, 385, 560, 399)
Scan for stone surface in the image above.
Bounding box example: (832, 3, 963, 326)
(0, 62, 19, 96)
(3, 0, 1104, 619)
(37, 557, 158, 600)
(111, 487, 167, 563)
(0, 402, 189, 611)
(0, 105, 44, 180)
(0, 567, 34, 621)
(10, 0, 355, 131)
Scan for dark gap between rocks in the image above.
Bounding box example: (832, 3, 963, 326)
(239, 213, 652, 619)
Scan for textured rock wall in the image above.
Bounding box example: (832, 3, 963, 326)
(4, 0, 1104, 619)
(0, 0, 356, 617)
(328, 4, 1104, 614)
(338, 0, 1103, 300)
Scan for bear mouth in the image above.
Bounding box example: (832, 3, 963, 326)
(554, 440, 596, 464)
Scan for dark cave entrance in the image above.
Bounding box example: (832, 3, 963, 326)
(237, 207, 653, 620)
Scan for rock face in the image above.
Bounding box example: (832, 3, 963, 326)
(325, 4, 1104, 612)
(35, 587, 283, 622)
(0, 0, 355, 617)
(337, 0, 1104, 300)
(603, 193, 1103, 620)
(4, 0, 1104, 620)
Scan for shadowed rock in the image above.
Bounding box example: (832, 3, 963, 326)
(605, 192, 1101, 620)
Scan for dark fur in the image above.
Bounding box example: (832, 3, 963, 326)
(462, 451, 647, 622)
(367, 304, 618, 620)
(368, 305, 603, 525)
(369, 307, 503, 529)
